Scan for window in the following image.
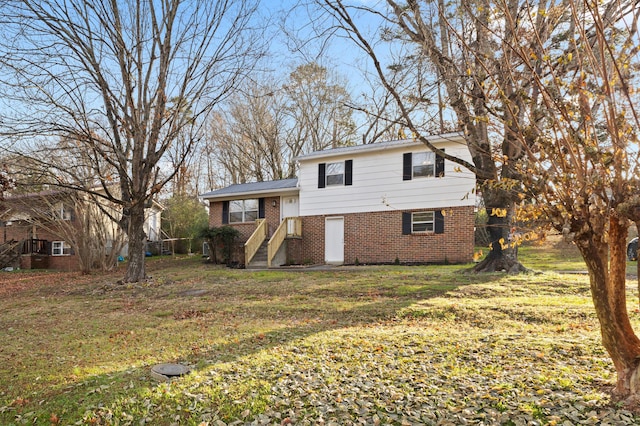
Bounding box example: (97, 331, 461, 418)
(412, 211, 434, 233)
(402, 210, 444, 235)
(403, 151, 445, 180)
(318, 160, 353, 188)
(412, 152, 435, 178)
(326, 162, 345, 186)
(52, 241, 71, 256)
(229, 199, 259, 223)
(54, 202, 73, 221)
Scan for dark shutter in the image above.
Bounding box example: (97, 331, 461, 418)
(435, 211, 445, 234)
(69, 244, 75, 255)
(46, 241, 52, 255)
(221, 201, 229, 224)
(403, 153, 412, 181)
(318, 163, 326, 188)
(345, 160, 353, 186)
(402, 212, 412, 235)
(436, 149, 445, 177)
(258, 198, 265, 219)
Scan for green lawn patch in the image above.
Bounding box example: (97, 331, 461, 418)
(0, 256, 639, 424)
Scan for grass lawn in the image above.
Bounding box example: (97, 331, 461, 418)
(1, 243, 640, 425)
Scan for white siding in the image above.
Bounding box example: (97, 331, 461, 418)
(298, 139, 475, 217)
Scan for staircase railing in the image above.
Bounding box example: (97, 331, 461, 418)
(244, 219, 267, 265)
(267, 217, 302, 267)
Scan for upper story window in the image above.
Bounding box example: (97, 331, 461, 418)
(54, 202, 73, 221)
(229, 199, 259, 223)
(403, 150, 445, 181)
(318, 160, 353, 188)
(412, 152, 435, 178)
(326, 162, 345, 186)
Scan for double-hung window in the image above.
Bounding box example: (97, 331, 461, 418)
(318, 160, 353, 188)
(411, 211, 435, 233)
(52, 241, 71, 256)
(55, 202, 73, 220)
(412, 152, 435, 178)
(229, 199, 259, 223)
(326, 162, 345, 186)
(402, 210, 445, 235)
(403, 150, 444, 180)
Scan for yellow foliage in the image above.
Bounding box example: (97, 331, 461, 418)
(490, 208, 508, 217)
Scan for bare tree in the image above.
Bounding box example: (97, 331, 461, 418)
(204, 63, 357, 186)
(0, 0, 264, 282)
(4, 190, 126, 274)
(283, 62, 357, 153)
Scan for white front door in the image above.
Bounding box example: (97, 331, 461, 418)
(281, 196, 299, 234)
(325, 216, 344, 265)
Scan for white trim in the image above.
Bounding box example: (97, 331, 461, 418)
(297, 132, 464, 162)
(52, 240, 71, 256)
(202, 188, 299, 201)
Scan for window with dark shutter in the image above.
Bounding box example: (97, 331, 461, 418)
(402, 212, 412, 235)
(436, 149, 445, 177)
(435, 211, 445, 234)
(222, 201, 229, 224)
(403, 153, 412, 181)
(318, 163, 326, 188)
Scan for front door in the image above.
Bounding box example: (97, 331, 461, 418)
(324, 216, 344, 265)
(281, 196, 299, 234)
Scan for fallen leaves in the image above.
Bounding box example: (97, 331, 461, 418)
(2, 260, 640, 424)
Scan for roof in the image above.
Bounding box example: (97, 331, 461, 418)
(200, 178, 299, 200)
(296, 132, 464, 161)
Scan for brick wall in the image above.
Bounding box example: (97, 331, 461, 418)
(209, 199, 475, 266)
(209, 196, 281, 238)
(1, 220, 81, 271)
(208, 196, 282, 265)
(293, 206, 474, 265)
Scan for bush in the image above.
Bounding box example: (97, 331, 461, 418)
(198, 226, 240, 266)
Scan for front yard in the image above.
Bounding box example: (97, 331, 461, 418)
(1, 245, 639, 425)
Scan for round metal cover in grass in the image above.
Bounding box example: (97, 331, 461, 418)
(151, 363, 191, 381)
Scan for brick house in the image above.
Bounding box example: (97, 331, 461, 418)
(201, 133, 477, 267)
(0, 190, 163, 271)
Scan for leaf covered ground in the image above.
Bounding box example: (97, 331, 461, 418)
(1, 249, 640, 425)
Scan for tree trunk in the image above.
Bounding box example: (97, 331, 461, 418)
(473, 201, 527, 273)
(635, 220, 640, 310)
(123, 204, 147, 283)
(575, 214, 640, 400)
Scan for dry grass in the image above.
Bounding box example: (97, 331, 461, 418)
(0, 248, 639, 425)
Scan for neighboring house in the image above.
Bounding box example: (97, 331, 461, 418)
(0, 189, 163, 271)
(201, 132, 477, 268)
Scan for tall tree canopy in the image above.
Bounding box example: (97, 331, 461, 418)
(0, 0, 264, 282)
